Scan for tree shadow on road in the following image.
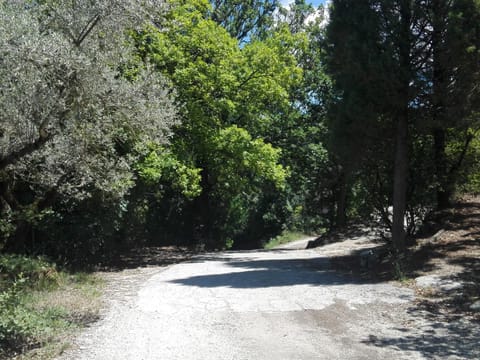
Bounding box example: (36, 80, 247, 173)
(95, 246, 197, 272)
(363, 305, 480, 359)
(169, 256, 381, 288)
(362, 197, 480, 359)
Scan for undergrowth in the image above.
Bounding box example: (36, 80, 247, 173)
(0, 254, 102, 359)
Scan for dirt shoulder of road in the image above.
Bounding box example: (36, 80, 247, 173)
(407, 195, 480, 321)
(314, 196, 480, 322)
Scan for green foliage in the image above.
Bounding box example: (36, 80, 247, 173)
(39, 197, 128, 263)
(454, 129, 480, 194)
(0, 271, 63, 354)
(127, 0, 304, 248)
(2, 0, 477, 260)
(0, 215, 15, 250)
(0, 255, 59, 290)
(211, 126, 288, 192)
(268, 3, 335, 233)
(0, 276, 37, 350)
(209, 0, 279, 41)
(136, 144, 202, 199)
(0, 0, 178, 257)
(324, 0, 480, 243)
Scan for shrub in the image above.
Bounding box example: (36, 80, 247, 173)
(0, 276, 38, 353)
(0, 255, 60, 290)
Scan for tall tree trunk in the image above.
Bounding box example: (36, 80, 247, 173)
(392, 0, 411, 254)
(432, 2, 451, 210)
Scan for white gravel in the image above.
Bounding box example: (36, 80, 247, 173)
(60, 238, 480, 360)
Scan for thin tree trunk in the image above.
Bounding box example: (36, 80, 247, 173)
(9, 221, 29, 253)
(193, 167, 211, 246)
(392, 111, 408, 254)
(433, 128, 451, 209)
(335, 169, 348, 228)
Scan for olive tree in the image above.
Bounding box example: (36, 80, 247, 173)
(0, 0, 178, 252)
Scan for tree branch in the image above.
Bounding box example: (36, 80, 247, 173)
(75, 14, 101, 47)
(0, 131, 52, 171)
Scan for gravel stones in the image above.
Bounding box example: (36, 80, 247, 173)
(415, 274, 463, 292)
(470, 300, 480, 312)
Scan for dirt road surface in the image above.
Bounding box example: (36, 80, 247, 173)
(60, 237, 479, 360)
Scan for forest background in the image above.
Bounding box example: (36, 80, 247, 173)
(1, 0, 479, 263)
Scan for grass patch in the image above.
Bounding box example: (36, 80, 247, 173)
(263, 231, 311, 249)
(0, 254, 103, 359)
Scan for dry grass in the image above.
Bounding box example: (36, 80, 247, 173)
(32, 285, 102, 325)
(1, 273, 104, 360)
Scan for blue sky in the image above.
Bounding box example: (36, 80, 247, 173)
(280, 0, 326, 6)
(310, 0, 326, 5)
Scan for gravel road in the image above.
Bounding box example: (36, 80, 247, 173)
(60, 237, 479, 360)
